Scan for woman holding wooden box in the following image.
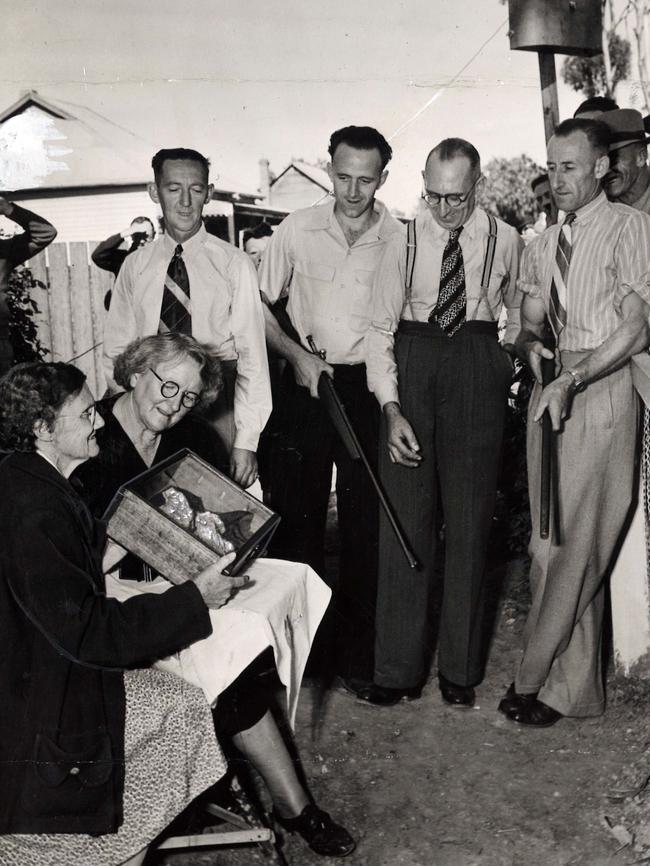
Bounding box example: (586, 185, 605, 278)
(71, 332, 356, 859)
(0, 360, 249, 866)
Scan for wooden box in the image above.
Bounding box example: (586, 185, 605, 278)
(103, 448, 280, 582)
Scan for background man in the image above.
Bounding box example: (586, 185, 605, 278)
(0, 197, 57, 374)
(500, 118, 650, 727)
(601, 108, 650, 213)
(103, 148, 271, 489)
(363, 138, 523, 707)
(92, 216, 155, 310)
(573, 96, 619, 119)
(531, 173, 558, 227)
(259, 126, 403, 691)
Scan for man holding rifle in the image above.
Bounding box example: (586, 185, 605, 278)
(364, 138, 522, 707)
(258, 126, 403, 691)
(499, 118, 650, 727)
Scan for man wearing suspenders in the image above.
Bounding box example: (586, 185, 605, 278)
(362, 138, 523, 707)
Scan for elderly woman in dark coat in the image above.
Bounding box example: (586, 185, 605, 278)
(0, 361, 247, 866)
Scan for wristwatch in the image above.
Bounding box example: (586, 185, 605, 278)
(564, 368, 587, 393)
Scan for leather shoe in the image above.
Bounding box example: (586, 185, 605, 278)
(438, 673, 475, 707)
(498, 682, 538, 715)
(500, 694, 563, 727)
(275, 804, 356, 857)
(356, 683, 421, 706)
(334, 676, 372, 698)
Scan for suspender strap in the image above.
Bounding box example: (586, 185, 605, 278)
(404, 218, 417, 302)
(480, 213, 498, 290)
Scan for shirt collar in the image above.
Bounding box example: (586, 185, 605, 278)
(421, 203, 480, 242)
(306, 198, 399, 242)
(572, 190, 607, 225)
(160, 223, 207, 255)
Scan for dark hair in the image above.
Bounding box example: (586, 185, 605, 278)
(243, 222, 273, 246)
(151, 148, 210, 183)
(0, 362, 87, 452)
(554, 118, 610, 156)
(574, 96, 619, 117)
(328, 126, 392, 170)
(426, 138, 481, 174)
(531, 173, 549, 192)
(113, 333, 223, 405)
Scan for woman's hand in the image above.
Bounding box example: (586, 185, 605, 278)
(193, 553, 250, 608)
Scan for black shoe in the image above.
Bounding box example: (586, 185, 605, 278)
(334, 675, 372, 698)
(500, 694, 563, 727)
(438, 673, 475, 707)
(275, 804, 356, 857)
(498, 683, 538, 715)
(356, 683, 422, 706)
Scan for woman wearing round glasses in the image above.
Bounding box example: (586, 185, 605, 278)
(71, 332, 355, 859)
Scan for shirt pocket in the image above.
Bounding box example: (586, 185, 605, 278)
(349, 268, 375, 333)
(294, 261, 336, 290)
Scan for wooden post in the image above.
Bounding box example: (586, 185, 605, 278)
(537, 50, 559, 145)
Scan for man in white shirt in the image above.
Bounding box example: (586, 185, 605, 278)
(363, 138, 522, 707)
(258, 127, 403, 690)
(103, 148, 271, 488)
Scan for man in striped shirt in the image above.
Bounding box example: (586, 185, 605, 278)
(499, 118, 650, 727)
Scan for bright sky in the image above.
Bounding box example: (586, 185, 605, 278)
(3, 0, 603, 214)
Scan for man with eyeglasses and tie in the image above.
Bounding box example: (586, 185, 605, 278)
(499, 118, 650, 727)
(361, 138, 523, 707)
(103, 148, 271, 490)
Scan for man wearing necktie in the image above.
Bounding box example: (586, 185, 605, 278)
(363, 138, 523, 707)
(103, 148, 271, 489)
(499, 118, 650, 726)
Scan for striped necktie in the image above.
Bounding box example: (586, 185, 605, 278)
(159, 244, 191, 335)
(430, 226, 466, 336)
(548, 212, 576, 339)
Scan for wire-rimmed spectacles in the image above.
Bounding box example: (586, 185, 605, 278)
(149, 368, 201, 409)
(422, 174, 482, 208)
(58, 404, 97, 425)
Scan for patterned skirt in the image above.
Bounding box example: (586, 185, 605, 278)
(0, 668, 227, 866)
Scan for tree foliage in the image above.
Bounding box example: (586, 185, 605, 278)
(478, 153, 544, 229)
(561, 30, 631, 97)
(7, 267, 48, 364)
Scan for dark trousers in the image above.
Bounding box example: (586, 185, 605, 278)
(375, 320, 512, 689)
(259, 363, 380, 681)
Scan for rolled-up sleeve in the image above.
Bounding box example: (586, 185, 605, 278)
(103, 255, 139, 391)
(517, 234, 545, 301)
(228, 255, 272, 451)
(365, 234, 407, 408)
(616, 210, 650, 311)
(259, 216, 294, 304)
(501, 231, 525, 345)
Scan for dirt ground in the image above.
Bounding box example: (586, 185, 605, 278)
(154, 528, 650, 866)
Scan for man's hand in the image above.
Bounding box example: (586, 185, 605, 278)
(0, 197, 14, 218)
(533, 372, 574, 431)
(291, 347, 334, 398)
(384, 402, 422, 467)
(193, 554, 250, 608)
(521, 338, 554, 385)
(230, 447, 258, 488)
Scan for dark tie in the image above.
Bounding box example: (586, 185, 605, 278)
(548, 212, 576, 339)
(430, 227, 466, 336)
(159, 244, 191, 335)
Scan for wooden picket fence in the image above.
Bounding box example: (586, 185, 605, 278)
(26, 242, 113, 397)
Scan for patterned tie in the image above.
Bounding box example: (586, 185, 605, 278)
(430, 227, 466, 336)
(159, 244, 191, 335)
(548, 212, 576, 339)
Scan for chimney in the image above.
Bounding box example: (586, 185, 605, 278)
(258, 158, 271, 204)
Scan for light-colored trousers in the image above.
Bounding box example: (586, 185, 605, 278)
(515, 353, 638, 717)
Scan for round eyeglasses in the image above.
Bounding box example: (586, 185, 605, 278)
(149, 368, 201, 408)
(422, 174, 482, 208)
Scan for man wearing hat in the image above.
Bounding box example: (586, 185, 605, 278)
(601, 108, 650, 213)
